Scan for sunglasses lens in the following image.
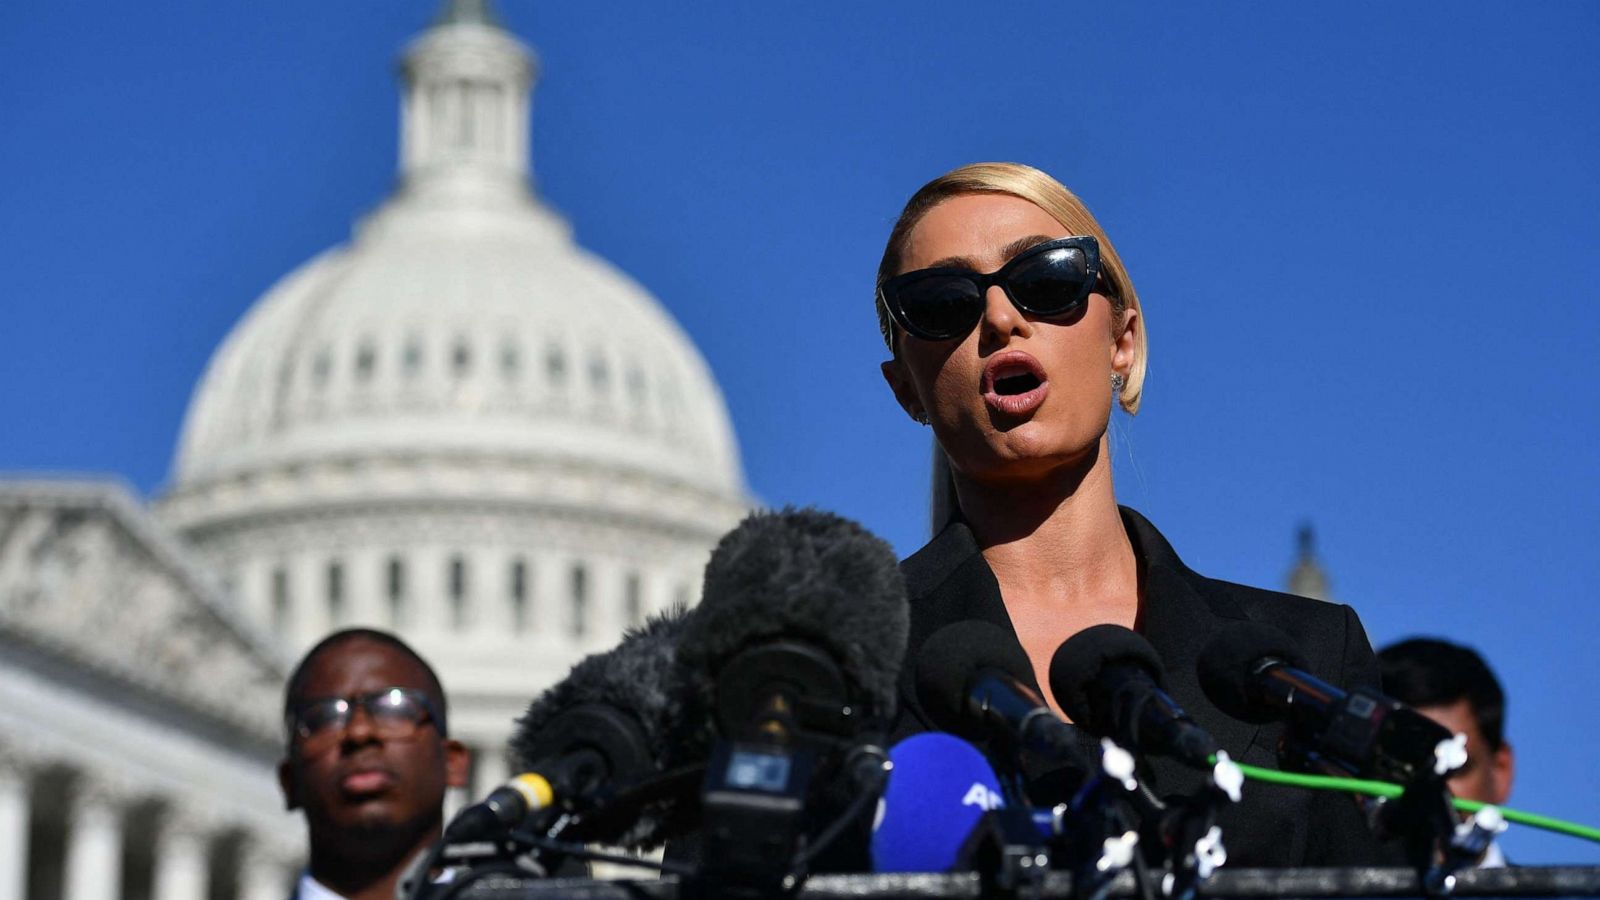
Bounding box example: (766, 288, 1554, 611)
(368, 689, 427, 737)
(293, 699, 349, 754)
(291, 690, 431, 755)
(1007, 246, 1094, 314)
(895, 275, 983, 339)
(298, 699, 346, 735)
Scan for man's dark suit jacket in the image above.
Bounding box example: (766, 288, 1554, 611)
(889, 507, 1389, 867)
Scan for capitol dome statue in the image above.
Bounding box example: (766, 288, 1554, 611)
(158, 0, 749, 788)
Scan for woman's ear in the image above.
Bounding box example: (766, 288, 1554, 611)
(1111, 305, 1140, 381)
(880, 357, 927, 424)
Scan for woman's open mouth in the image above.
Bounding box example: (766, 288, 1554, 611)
(982, 351, 1050, 416)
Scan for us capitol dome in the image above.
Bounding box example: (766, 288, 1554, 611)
(158, 0, 748, 785)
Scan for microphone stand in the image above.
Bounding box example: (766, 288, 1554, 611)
(690, 730, 892, 898)
(1058, 739, 1153, 900)
(1376, 734, 1500, 897)
(689, 642, 889, 899)
(1152, 752, 1241, 900)
(953, 726, 1091, 897)
(1284, 730, 1484, 898)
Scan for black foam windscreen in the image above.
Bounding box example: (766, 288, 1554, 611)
(509, 605, 697, 848)
(510, 604, 691, 773)
(1196, 621, 1310, 724)
(676, 507, 910, 725)
(1048, 624, 1165, 728)
(913, 621, 1033, 741)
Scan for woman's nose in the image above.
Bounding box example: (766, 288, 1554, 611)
(980, 285, 1031, 345)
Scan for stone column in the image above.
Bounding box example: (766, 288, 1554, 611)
(301, 550, 334, 646)
(290, 551, 321, 652)
(588, 557, 619, 647)
(471, 544, 503, 637)
(237, 555, 265, 628)
(409, 544, 445, 636)
(347, 544, 384, 628)
(239, 835, 297, 900)
(62, 777, 125, 900)
(535, 548, 567, 641)
(0, 748, 33, 900)
(151, 809, 210, 900)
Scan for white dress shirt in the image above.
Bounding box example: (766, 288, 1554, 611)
(294, 873, 347, 900)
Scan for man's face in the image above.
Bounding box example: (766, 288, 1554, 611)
(277, 638, 468, 842)
(1415, 698, 1514, 806)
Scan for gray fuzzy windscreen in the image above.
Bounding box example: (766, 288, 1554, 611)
(509, 605, 690, 774)
(676, 507, 910, 723)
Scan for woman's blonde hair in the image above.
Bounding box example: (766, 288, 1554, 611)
(875, 162, 1147, 414)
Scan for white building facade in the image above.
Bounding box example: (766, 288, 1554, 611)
(0, 481, 300, 900)
(0, 1, 749, 896)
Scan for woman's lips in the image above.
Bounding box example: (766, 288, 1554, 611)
(981, 351, 1050, 416)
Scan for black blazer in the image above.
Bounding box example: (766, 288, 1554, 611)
(889, 507, 1390, 867)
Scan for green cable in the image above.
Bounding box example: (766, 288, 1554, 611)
(1219, 758, 1600, 844)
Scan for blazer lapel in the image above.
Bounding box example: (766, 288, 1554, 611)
(895, 521, 1013, 732)
(1123, 508, 1260, 763)
(895, 511, 1265, 772)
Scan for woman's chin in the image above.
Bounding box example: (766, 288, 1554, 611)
(957, 430, 1101, 484)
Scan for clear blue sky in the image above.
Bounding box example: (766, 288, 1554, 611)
(2, 1, 1596, 863)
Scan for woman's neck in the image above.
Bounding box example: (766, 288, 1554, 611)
(954, 437, 1139, 617)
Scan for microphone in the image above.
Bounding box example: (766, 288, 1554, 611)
(453, 606, 694, 846)
(676, 507, 910, 886)
(1049, 624, 1218, 769)
(445, 773, 559, 843)
(1197, 622, 1456, 784)
(677, 506, 909, 747)
(871, 732, 1005, 873)
(914, 621, 1087, 769)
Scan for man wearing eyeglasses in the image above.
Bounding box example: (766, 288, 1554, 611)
(278, 628, 470, 899)
(1380, 637, 1515, 868)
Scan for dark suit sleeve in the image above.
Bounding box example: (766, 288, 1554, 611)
(1303, 603, 1401, 866)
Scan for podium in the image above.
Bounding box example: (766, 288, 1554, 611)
(443, 867, 1600, 898)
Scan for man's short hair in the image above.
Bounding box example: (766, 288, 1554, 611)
(283, 628, 449, 736)
(1379, 637, 1505, 751)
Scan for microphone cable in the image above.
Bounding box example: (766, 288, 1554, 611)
(427, 833, 697, 900)
(407, 766, 708, 900)
(504, 831, 696, 877)
(790, 748, 893, 876)
(1210, 755, 1600, 844)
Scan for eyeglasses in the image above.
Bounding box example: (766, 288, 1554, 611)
(286, 687, 442, 756)
(878, 236, 1108, 344)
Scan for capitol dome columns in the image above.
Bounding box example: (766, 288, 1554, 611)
(62, 775, 128, 900)
(0, 740, 297, 900)
(0, 746, 33, 900)
(345, 543, 386, 629)
(399, 0, 537, 195)
(151, 808, 218, 900)
(238, 837, 298, 900)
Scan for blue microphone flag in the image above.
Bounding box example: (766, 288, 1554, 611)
(871, 732, 1004, 873)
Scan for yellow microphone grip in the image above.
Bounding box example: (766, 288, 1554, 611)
(508, 773, 555, 812)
